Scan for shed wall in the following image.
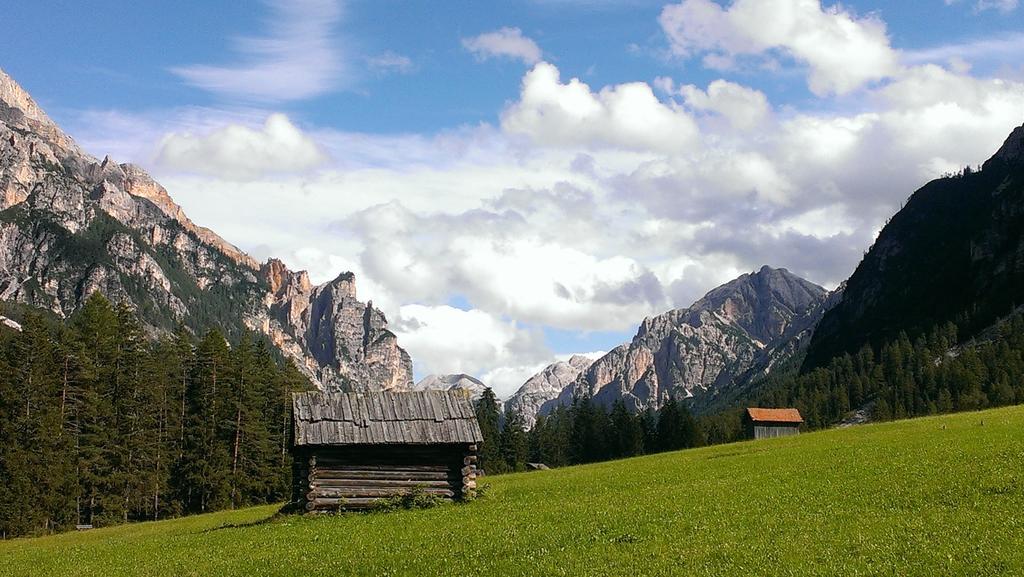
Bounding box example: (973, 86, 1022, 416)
(295, 443, 477, 511)
(751, 424, 800, 439)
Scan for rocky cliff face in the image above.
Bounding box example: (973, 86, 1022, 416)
(804, 122, 1024, 370)
(536, 267, 830, 418)
(505, 355, 594, 428)
(0, 68, 411, 392)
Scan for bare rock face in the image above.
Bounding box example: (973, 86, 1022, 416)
(536, 267, 831, 418)
(414, 373, 491, 404)
(0, 67, 412, 392)
(505, 355, 593, 428)
(265, 266, 413, 391)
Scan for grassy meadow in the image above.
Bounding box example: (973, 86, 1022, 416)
(3, 405, 1023, 576)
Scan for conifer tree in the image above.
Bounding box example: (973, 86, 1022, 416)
(499, 408, 529, 471)
(656, 397, 684, 452)
(475, 387, 503, 474)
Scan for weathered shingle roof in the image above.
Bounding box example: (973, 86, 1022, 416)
(746, 407, 804, 423)
(292, 390, 484, 446)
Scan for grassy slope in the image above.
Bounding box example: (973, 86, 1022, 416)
(3, 406, 1024, 577)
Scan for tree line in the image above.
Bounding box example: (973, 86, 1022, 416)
(0, 293, 309, 538)
(752, 313, 1024, 429)
(473, 388, 719, 474)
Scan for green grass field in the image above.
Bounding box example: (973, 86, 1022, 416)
(3, 406, 1023, 577)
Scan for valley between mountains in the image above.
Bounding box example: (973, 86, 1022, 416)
(5, 65, 1024, 430)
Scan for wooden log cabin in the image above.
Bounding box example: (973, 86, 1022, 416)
(744, 407, 804, 439)
(291, 390, 484, 512)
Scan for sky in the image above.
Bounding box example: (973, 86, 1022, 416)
(4, 0, 1024, 397)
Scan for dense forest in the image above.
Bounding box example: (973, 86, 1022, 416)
(473, 388, 715, 474)
(753, 313, 1024, 429)
(0, 294, 309, 538)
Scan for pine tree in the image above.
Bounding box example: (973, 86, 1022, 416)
(475, 388, 503, 474)
(226, 334, 276, 507)
(71, 293, 121, 526)
(569, 395, 606, 464)
(111, 304, 159, 522)
(640, 407, 658, 454)
(0, 313, 76, 535)
(179, 329, 232, 512)
(499, 408, 529, 471)
(607, 400, 642, 458)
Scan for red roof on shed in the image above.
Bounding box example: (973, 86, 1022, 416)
(746, 407, 803, 423)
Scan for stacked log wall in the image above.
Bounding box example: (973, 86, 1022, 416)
(298, 444, 477, 511)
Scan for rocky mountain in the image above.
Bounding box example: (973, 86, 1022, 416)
(505, 355, 594, 428)
(803, 122, 1024, 370)
(413, 373, 492, 403)
(537, 267, 831, 418)
(0, 68, 411, 391)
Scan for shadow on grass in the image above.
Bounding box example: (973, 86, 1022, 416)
(202, 505, 294, 533)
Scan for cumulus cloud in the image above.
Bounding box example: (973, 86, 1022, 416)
(156, 113, 327, 179)
(171, 0, 346, 101)
(462, 27, 543, 65)
(673, 78, 772, 130)
(502, 62, 700, 152)
(72, 5, 1024, 396)
(392, 305, 550, 397)
(659, 0, 900, 95)
(342, 200, 667, 331)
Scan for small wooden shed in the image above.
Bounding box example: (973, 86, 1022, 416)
(744, 407, 803, 439)
(291, 390, 484, 511)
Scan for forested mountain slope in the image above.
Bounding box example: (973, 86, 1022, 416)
(0, 68, 411, 391)
(804, 123, 1024, 370)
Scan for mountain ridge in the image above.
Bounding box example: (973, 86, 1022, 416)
(803, 121, 1024, 370)
(0, 67, 412, 392)
(502, 267, 835, 424)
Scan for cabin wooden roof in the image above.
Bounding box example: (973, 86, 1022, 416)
(745, 407, 804, 424)
(292, 390, 484, 446)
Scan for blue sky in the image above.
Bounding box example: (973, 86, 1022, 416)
(10, 0, 1021, 131)
(5, 0, 1024, 395)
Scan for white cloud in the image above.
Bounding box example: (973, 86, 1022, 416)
(156, 113, 327, 179)
(659, 0, 900, 95)
(502, 62, 700, 152)
(462, 27, 543, 65)
(68, 18, 1024, 396)
(366, 51, 415, 75)
(392, 305, 550, 398)
(946, 0, 1019, 13)
(904, 33, 1024, 68)
(170, 0, 346, 101)
(676, 78, 772, 130)
(977, 0, 1019, 11)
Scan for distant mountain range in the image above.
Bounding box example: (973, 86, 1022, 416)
(504, 267, 837, 424)
(0, 68, 412, 392)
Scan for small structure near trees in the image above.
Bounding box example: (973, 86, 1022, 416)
(744, 408, 803, 439)
(291, 390, 484, 511)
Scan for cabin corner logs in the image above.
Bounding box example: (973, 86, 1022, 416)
(290, 390, 484, 511)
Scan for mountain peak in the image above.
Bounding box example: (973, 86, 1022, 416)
(985, 122, 1024, 169)
(0, 68, 53, 126)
